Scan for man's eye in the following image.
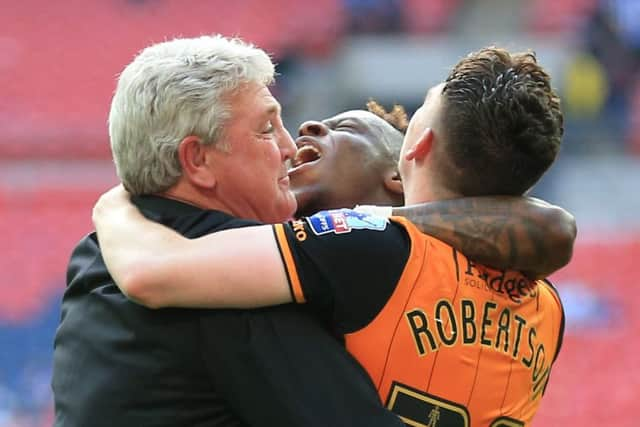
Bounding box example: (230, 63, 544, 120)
(334, 120, 355, 131)
(263, 121, 275, 133)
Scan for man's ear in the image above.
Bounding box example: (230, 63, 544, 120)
(383, 169, 404, 196)
(178, 136, 217, 189)
(404, 128, 434, 161)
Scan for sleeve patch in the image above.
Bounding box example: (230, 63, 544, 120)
(306, 209, 388, 236)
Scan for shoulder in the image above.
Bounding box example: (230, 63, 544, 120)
(538, 278, 563, 309)
(67, 232, 102, 284)
(174, 211, 263, 237)
(304, 208, 390, 237)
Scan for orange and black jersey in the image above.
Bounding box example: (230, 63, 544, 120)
(273, 209, 565, 427)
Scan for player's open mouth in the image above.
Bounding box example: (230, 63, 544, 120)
(289, 138, 322, 175)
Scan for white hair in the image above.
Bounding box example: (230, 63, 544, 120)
(108, 35, 275, 195)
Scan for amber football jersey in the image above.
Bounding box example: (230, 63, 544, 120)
(273, 209, 564, 427)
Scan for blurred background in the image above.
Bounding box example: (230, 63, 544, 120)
(1, 0, 639, 425)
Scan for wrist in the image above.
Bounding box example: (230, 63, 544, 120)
(353, 205, 393, 218)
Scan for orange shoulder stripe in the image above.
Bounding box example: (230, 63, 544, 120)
(273, 224, 306, 303)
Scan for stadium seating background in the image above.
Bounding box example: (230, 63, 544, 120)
(2, 0, 639, 425)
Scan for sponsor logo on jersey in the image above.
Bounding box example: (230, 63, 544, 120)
(306, 209, 388, 236)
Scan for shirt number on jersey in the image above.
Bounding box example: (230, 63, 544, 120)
(386, 382, 469, 426)
(385, 382, 524, 427)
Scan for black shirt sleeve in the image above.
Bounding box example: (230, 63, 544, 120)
(273, 209, 411, 333)
(199, 305, 404, 427)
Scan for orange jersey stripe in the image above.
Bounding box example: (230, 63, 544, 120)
(273, 224, 306, 303)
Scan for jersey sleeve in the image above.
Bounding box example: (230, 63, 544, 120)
(272, 209, 411, 333)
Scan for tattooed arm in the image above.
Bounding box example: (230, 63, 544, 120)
(391, 197, 577, 279)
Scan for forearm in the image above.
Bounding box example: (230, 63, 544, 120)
(392, 197, 576, 278)
(93, 197, 187, 306)
(92, 188, 292, 309)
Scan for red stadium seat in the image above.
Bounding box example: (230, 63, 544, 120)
(402, 0, 460, 34)
(0, 187, 97, 322)
(0, 0, 343, 160)
(526, 0, 598, 33)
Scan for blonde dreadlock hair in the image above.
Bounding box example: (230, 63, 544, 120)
(366, 100, 409, 133)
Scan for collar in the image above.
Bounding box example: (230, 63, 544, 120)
(132, 194, 205, 219)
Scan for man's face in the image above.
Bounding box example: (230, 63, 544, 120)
(289, 110, 398, 216)
(210, 83, 297, 223)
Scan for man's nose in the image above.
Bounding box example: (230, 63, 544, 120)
(279, 128, 297, 161)
(298, 120, 329, 137)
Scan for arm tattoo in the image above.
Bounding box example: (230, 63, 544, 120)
(392, 197, 576, 278)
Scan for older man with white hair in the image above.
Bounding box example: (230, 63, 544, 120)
(52, 35, 405, 427)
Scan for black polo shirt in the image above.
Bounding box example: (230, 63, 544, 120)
(52, 195, 403, 427)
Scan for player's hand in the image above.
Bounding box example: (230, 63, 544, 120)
(92, 184, 134, 227)
(353, 204, 393, 218)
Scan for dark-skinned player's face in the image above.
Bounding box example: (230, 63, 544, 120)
(289, 110, 401, 217)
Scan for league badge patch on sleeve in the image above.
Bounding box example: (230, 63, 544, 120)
(306, 208, 388, 236)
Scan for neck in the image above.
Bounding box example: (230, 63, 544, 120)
(162, 180, 284, 222)
(404, 187, 460, 205)
(403, 174, 461, 205)
(161, 181, 228, 213)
